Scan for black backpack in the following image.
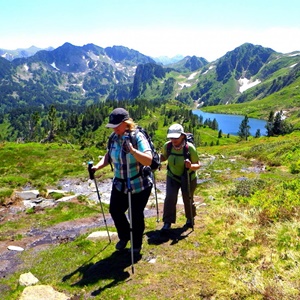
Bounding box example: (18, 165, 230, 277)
(107, 126, 161, 172)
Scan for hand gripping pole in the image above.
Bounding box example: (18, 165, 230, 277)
(88, 161, 111, 243)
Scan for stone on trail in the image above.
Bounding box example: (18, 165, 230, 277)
(19, 272, 39, 286)
(7, 245, 24, 251)
(19, 285, 70, 300)
(86, 231, 118, 241)
(15, 190, 40, 200)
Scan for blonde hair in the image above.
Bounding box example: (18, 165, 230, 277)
(124, 118, 137, 131)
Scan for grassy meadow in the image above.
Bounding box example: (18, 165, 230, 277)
(1, 130, 300, 299)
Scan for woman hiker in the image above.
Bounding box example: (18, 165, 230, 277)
(160, 123, 201, 230)
(91, 108, 153, 254)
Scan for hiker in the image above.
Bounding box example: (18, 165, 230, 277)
(160, 124, 200, 230)
(91, 108, 153, 254)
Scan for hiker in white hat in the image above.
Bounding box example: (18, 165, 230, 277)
(160, 124, 200, 230)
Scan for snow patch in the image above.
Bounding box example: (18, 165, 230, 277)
(50, 62, 60, 70)
(23, 64, 29, 71)
(275, 110, 287, 120)
(188, 71, 199, 80)
(178, 82, 191, 89)
(289, 52, 300, 57)
(202, 65, 215, 75)
(238, 78, 261, 93)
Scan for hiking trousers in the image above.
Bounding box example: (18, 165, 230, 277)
(163, 175, 197, 224)
(110, 184, 152, 249)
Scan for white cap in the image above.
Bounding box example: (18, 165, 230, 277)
(167, 124, 185, 139)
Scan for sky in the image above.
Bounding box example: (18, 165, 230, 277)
(1, 0, 300, 62)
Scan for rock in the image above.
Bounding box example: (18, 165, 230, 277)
(19, 285, 70, 300)
(19, 272, 39, 286)
(148, 258, 156, 263)
(86, 231, 118, 241)
(32, 197, 44, 203)
(16, 190, 39, 200)
(56, 195, 78, 202)
(7, 245, 24, 251)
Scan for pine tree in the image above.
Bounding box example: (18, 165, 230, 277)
(255, 129, 261, 138)
(238, 115, 251, 141)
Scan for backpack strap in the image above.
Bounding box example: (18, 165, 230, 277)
(107, 130, 138, 171)
(128, 129, 138, 149)
(166, 139, 190, 159)
(183, 141, 190, 160)
(107, 132, 116, 171)
(166, 141, 172, 158)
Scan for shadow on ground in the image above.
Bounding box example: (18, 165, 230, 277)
(146, 226, 193, 246)
(62, 249, 141, 296)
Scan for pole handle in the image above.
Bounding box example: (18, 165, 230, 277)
(88, 161, 95, 180)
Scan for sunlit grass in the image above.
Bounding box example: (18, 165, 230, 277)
(2, 132, 300, 299)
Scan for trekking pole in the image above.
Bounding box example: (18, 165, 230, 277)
(152, 171, 159, 222)
(185, 166, 194, 231)
(124, 137, 135, 274)
(88, 161, 111, 243)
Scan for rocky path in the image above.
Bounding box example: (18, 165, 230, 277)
(0, 155, 217, 281)
(0, 177, 171, 280)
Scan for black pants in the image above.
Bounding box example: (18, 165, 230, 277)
(109, 184, 152, 249)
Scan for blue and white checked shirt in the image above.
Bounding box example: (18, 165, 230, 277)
(109, 131, 153, 194)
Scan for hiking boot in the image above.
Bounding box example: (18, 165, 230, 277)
(115, 239, 128, 251)
(185, 219, 194, 228)
(161, 222, 171, 231)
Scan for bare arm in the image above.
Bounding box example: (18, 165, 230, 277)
(184, 159, 201, 171)
(129, 144, 152, 166)
(92, 152, 110, 171)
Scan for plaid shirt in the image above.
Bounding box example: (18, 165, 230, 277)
(109, 131, 153, 194)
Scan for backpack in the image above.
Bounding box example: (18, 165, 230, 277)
(166, 132, 195, 160)
(107, 126, 161, 173)
(166, 132, 196, 180)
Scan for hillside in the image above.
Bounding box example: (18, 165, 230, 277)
(0, 93, 299, 298)
(1, 42, 299, 112)
(1, 130, 300, 299)
(1, 42, 300, 146)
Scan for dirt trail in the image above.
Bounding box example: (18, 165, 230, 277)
(0, 178, 164, 279)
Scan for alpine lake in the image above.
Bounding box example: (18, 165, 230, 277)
(193, 109, 267, 136)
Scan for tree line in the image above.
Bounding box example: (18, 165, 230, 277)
(238, 111, 293, 140)
(0, 99, 206, 149)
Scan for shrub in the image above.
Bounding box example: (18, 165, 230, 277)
(228, 178, 266, 199)
(290, 160, 300, 174)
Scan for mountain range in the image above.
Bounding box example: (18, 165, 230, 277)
(0, 42, 299, 115)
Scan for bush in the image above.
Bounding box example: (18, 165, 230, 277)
(290, 160, 300, 174)
(228, 178, 266, 198)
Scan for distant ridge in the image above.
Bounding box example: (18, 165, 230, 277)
(152, 55, 185, 65)
(0, 45, 54, 61)
(0, 42, 299, 116)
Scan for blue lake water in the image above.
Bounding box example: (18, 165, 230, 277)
(193, 109, 267, 136)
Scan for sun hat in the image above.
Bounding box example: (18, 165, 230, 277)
(167, 124, 185, 139)
(106, 108, 130, 128)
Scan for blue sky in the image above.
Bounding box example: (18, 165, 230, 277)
(1, 0, 299, 61)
